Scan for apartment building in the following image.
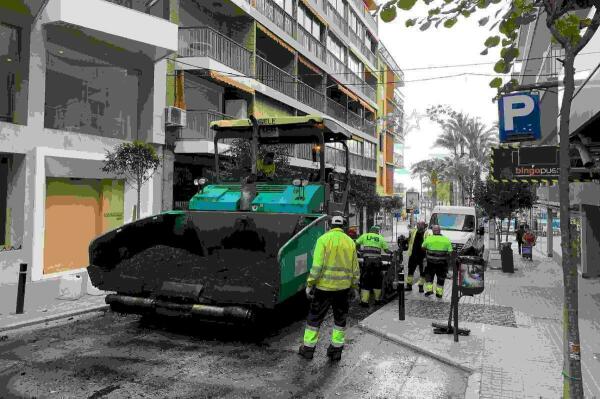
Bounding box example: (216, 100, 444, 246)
(513, 5, 600, 278)
(164, 0, 404, 207)
(0, 0, 178, 284)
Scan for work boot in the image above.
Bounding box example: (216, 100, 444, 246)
(326, 345, 343, 361)
(298, 345, 315, 360)
(359, 301, 369, 308)
(404, 283, 413, 292)
(424, 291, 433, 297)
(418, 285, 424, 293)
(374, 299, 384, 306)
(436, 293, 443, 299)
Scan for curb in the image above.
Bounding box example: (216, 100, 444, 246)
(358, 321, 474, 373)
(465, 372, 482, 399)
(0, 304, 109, 333)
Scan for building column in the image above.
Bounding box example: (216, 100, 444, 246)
(581, 205, 600, 278)
(26, 16, 47, 131)
(547, 206, 553, 257)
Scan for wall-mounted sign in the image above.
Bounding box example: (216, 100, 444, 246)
(498, 92, 541, 142)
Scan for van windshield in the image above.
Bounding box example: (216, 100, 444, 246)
(430, 213, 475, 232)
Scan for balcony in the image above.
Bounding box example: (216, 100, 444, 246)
(348, 29, 377, 67)
(180, 110, 233, 141)
(326, 98, 347, 123)
(379, 42, 404, 86)
(326, 50, 347, 76)
(179, 27, 252, 76)
(0, 72, 16, 123)
(348, 0, 378, 35)
(326, 3, 348, 36)
(42, 0, 178, 60)
(256, 56, 296, 98)
(297, 24, 326, 62)
(255, 0, 296, 38)
(297, 81, 325, 111)
(325, 99, 376, 137)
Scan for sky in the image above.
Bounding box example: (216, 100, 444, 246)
(378, 3, 504, 192)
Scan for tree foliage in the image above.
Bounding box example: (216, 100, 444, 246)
(102, 140, 161, 220)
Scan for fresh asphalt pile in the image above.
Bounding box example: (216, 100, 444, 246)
(404, 299, 518, 328)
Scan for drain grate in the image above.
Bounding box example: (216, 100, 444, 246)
(405, 299, 518, 328)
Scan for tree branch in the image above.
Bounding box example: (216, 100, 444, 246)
(574, 5, 600, 54)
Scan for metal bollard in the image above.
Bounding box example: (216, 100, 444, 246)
(398, 267, 405, 321)
(16, 263, 27, 314)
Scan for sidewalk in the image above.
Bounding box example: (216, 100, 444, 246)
(0, 275, 109, 333)
(359, 242, 600, 398)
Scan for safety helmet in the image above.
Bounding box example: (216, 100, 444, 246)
(331, 216, 345, 226)
(369, 225, 381, 233)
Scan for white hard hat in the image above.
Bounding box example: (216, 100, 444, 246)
(331, 216, 344, 226)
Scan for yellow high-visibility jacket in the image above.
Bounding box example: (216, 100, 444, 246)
(307, 228, 360, 291)
(355, 232, 389, 251)
(256, 159, 275, 177)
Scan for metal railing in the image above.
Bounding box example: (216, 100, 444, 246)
(255, 0, 296, 38)
(347, 109, 362, 127)
(327, 3, 348, 35)
(0, 72, 15, 122)
(256, 56, 296, 98)
(179, 27, 252, 76)
(180, 110, 234, 140)
(363, 82, 376, 102)
(348, 0, 378, 35)
(326, 97, 347, 122)
(379, 42, 404, 84)
(326, 49, 347, 76)
(297, 80, 325, 111)
(363, 119, 375, 137)
(297, 24, 325, 62)
(44, 102, 130, 136)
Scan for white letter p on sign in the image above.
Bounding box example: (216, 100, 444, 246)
(503, 95, 534, 131)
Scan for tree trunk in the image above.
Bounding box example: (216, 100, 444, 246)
(558, 52, 583, 398)
(136, 180, 142, 222)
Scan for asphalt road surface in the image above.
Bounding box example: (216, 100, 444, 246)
(0, 299, 468, 399)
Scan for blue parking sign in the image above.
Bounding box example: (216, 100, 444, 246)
(498, 92, 541, 142)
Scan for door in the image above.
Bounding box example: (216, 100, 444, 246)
(43, 177, 124, 274)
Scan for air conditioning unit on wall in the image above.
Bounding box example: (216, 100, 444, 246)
(165, 106, 186, 127)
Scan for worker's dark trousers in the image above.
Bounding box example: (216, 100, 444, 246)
(303, 289, 350, 351)
(406, 255, 425, 285)
(360, 261, 382, 291)
(424, 260, 448, 296)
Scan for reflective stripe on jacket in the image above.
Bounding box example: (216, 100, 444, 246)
(307, 228, 359, 291)
(355, 233, 389, 251)
(407, 229, 431, 257)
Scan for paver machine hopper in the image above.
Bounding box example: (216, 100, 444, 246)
(87, 115, 353, 324)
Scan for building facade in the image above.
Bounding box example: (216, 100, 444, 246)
(0, 0, 178, 284)
(164, 0, 405, 209)
(514, 5, 600, 278)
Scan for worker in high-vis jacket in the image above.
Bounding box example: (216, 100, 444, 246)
(355, 225, 390, 307)
(422, 224, 454, 298)
(299, 215, 360, 362)
(405, 221, 431, 293)
(256, 152, 275, 180)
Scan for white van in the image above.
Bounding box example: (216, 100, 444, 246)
(428, 206, 484, 255)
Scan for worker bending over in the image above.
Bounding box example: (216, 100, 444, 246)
(422, 224, 453, 298)
(405, 221, 430, 293)
(355, 225, 390, 306)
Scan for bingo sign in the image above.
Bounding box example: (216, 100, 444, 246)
(498, 92, 541, 142)
(405, 191, 419, 212)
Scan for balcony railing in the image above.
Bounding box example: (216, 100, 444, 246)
(255, 0, 296, 38)
(256, 56, 296, 98)
(327, 3, 348, 35)
(179, 27, 252, 76)
(103, 0, 167, 18)
(347, 109, 362, 127)
(348, 0, 378, 35)
(294, 143, 375, 172)
(180, 110, 234, 140)
(297, 80, 325, 111)
(326, 97, 347, 122)
(297, 24, 325, 62)
(379, 42, 404, 85)
(363, 83, 376, 102)
(0, 72, 15, 122)
(326, 50, 346, 76)
(363, 119, 375, 137)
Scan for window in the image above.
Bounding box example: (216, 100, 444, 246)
(298, 4, 321, 40)
(328, 0, 345, 14)
(348, 10, 357, 33)
(348, 53, 363, 78)
(364, 142, 375, 159)
(274, 0, 294, 15)
(430, 213, 476, 232)
(327, 34, 345, 61)
(0, 23, 20, 122)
